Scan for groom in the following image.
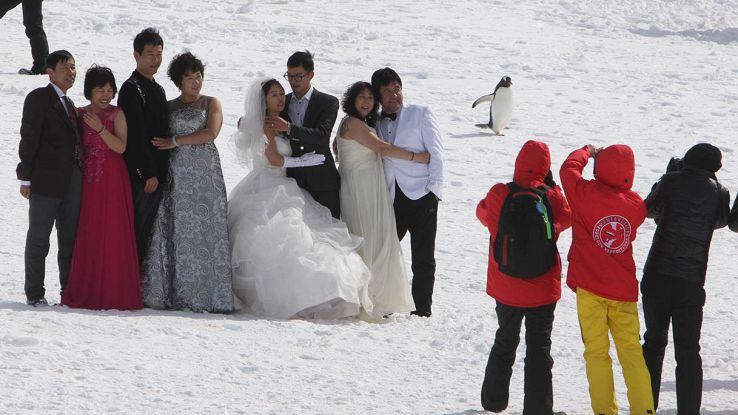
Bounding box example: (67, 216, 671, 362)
(265, 50, 341, 219)
(17, 50, 83, 306)
(372, 67, 444, 317)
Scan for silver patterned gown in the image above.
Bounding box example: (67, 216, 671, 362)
(140, 95, 234, 313)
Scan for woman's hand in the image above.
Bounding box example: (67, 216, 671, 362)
(413, 152, 431, 164)
(152, 137, 177, 150)
(264, 135, 283, 167)
(263, 126, 277, 140)
(82, 111, 103, 133)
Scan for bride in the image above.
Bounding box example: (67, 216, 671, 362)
(228, 78, 372, 319)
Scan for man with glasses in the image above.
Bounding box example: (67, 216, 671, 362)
(265, 50, 341, 219)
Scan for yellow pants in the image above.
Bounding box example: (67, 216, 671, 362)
(577, 288, 654, 415)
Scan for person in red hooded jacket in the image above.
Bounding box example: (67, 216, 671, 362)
(559, 144, 654, 415)
(476, 140, 571, 414)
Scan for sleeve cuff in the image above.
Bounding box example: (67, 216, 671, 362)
(20, 180, 31, 186)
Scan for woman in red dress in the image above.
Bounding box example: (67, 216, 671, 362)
(61, 66, 142, 310)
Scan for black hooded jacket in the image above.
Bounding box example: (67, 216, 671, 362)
(643, 156, 729, 286)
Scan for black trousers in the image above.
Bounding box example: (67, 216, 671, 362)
(24, 165, 82, 301)
(393, 185, 438, 316)
(131, 181, 162, 266)
(0, 0, 48, 73)
(310, 188, 340, 220)
(642, 275, 705, 415)
(482, 301, 556, 414)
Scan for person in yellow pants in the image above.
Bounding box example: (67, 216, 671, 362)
(578, 288, 654, 415)
(560, 144, 654, 415)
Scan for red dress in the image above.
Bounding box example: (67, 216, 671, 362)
(61, 105, 143, 310)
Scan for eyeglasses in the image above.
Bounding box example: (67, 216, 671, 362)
(283, 72, 308, 81)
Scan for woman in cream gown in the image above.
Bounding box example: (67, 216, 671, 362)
(336, 81, 430, 319)
(228, 78, 372, 319)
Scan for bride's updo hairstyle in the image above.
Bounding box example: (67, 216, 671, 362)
(341, 81, 379, 127)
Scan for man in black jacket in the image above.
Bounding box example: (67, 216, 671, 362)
(641, 143, 729, 414)
(117, 28, 170, 264)
(265, 50, 341, 219)
(17, 50, 82, 306)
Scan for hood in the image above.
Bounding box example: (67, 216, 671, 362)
(683, 143, 722, 173)
(513, 140, 550, 187)
(594, 144, 635, 190)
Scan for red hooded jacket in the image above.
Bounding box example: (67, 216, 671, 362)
(477, 140, 572, 307)
(559, 145, 647, 302)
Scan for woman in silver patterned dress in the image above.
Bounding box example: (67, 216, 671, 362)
(140, 52, 234, 313)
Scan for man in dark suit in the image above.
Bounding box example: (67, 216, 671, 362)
(17, 50, 82, 306)
(265, 50, 341, 219)
(117, 27, 169, 264)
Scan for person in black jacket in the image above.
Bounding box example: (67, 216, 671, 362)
(264, 50, 341, 219)
(17, 50, 82, 306)
(641, 143, 729, 414)
(117, 27, 170, 264)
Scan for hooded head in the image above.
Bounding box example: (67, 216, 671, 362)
(513, 140, 551, 187)
(593, 144, 635, 189)
(683, 143, 722, 173)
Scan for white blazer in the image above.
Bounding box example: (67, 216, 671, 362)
(377, 104, 444, 201)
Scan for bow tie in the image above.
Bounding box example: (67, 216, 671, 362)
(380, 111, 397, 121)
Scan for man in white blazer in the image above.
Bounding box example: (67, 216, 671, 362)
(371, 67, 444, 317)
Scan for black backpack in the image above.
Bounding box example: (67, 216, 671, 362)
(492, 182, 558, 278)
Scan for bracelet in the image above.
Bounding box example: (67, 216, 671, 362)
(411, 152, 415, 161)
(172, 135, 179, 147)
(96, 125, 105, 134)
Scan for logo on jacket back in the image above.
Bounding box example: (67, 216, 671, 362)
(592, 215, 631, 254)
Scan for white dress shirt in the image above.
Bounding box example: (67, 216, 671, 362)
(377, 104, 444, 201)
(288, 86, 314, 127)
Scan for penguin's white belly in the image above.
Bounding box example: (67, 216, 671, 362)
(490, 89, 513, 133)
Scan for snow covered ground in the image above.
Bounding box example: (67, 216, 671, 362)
(1, 0, 738, 413)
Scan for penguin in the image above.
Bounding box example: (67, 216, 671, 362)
(472, 76, 513, 135)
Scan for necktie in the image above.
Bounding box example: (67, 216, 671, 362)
(380, 111, 397, 121)
(62, 96, 83, 168)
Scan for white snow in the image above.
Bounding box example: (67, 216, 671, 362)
(1, 0, 738, 413)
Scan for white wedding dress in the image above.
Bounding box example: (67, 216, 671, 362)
(228, 81, 372, 319)
(337, 117, 415, 318)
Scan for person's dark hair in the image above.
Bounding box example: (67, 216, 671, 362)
(286, 50, 314, 72)
(261, 78, 282, 97)
(370, 67, 402, 98)
(133, 27, 163, 54)
(341, 81, 379, 127)
(167, 52, 205, 89)
(83, 65, 117, 99)
(46, 50, 74, 71)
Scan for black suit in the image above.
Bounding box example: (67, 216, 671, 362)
(17, 83, 82, 301)
(117, 70, 169, 263)
(280, 88, 341, 218)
